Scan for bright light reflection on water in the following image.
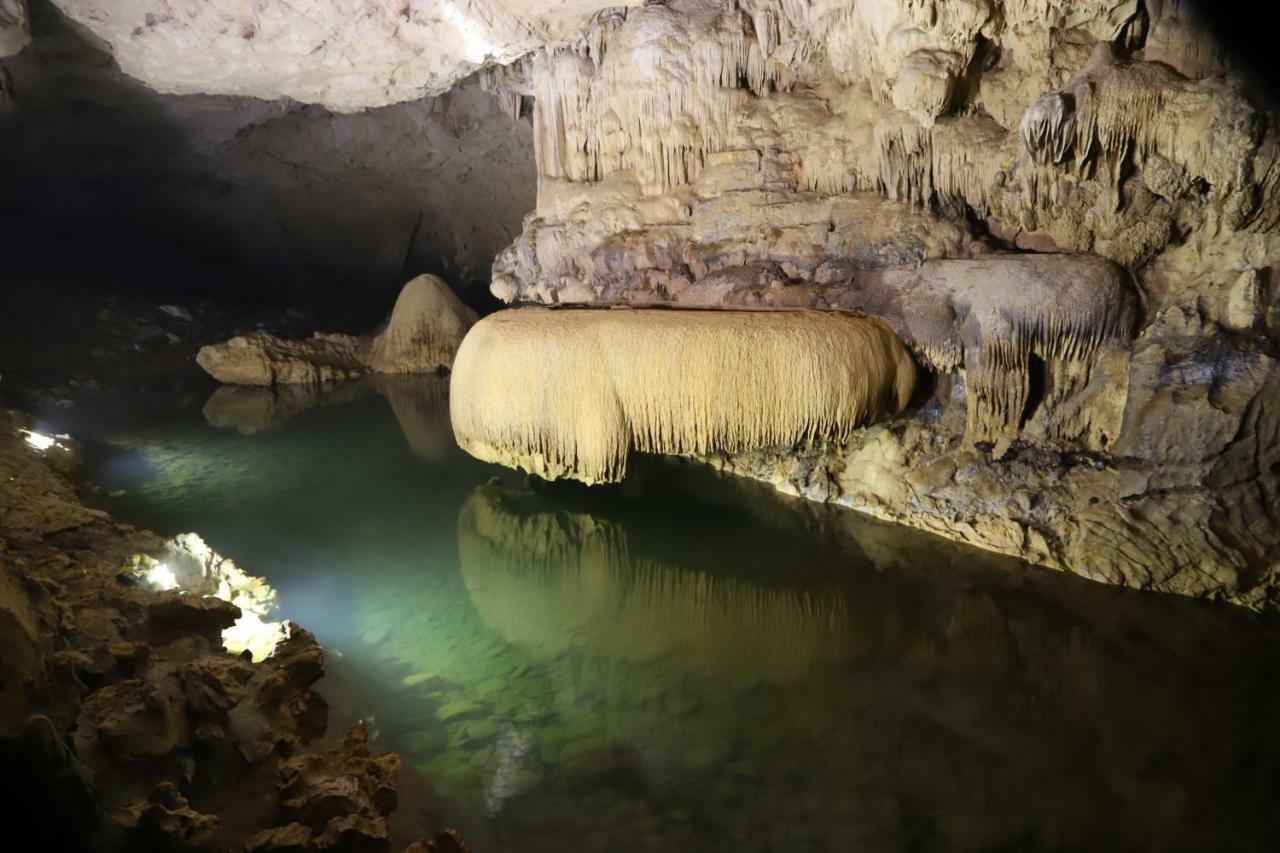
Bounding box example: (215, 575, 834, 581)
(74, 374, 1280, 853)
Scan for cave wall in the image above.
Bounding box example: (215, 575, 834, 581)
(480, 0, 1280, 607)
(0, 0, 536, 308)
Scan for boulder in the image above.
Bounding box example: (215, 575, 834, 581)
(367, 275, 478, 375)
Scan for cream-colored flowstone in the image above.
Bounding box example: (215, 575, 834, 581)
(450, 307, 916, 484)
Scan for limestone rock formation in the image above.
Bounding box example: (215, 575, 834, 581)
(368, 274, 480, 374)
(450, 307, 916, 484)
(465, 0, 1280, 606)
(0, 412, 460, 850)
(198, 275, 476, 385)
(196, 331, 368, 387)
(48, 0, 621, 111)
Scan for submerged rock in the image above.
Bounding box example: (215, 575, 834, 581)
(197, 275, 475, 386)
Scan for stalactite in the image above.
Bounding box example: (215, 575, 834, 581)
(913, 255, 1139, 443)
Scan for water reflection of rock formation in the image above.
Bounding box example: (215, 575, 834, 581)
(454, 478, 1280, 852)
(203, 375, 453, 461)
(458, 482, 853, 680)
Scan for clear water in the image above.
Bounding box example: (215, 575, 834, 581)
(67, 373, 1280, 853)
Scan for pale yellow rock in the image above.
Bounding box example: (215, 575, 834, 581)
(367, 274, 478, 375)
(450, 306, 916, 484)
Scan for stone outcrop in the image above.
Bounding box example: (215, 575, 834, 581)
(197, 275, 477, 385)
(0, 408, 465, 850)
(461, 0, 1280, 607)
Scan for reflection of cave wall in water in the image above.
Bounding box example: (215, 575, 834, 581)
(457, 483, 854, 679)
(0, 0, 534, 304)
(451, 477, 1280, 852)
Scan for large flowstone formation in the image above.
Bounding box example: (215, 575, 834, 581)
(450, 307, 916, 484)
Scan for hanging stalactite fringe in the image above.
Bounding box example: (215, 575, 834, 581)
(449, 307, 917, 484)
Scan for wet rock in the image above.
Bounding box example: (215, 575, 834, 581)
(195, 331, 367, 387)
(400, 672, 448, 690)
(147, 592, 241, 637)
(245, 822, 314, 853)
(1, 419, 454, 851)
(117, 782, 220, 852)
(75, 675, 190, 761)
(274, 722, 402, 851)
(559, 740, 639, 785)
(404, 829, 469, 853)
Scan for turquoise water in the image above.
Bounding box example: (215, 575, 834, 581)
(72, 374, 1280, 852)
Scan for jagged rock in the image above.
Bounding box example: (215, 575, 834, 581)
(197, 276, 475, 386)
(117, 782, 221, 853)
(246, 822, 315, 853)
(0, 560, 54, 730)
(464, 0, 1280, 605)
(274, 722, 402, 852)
(404, 830, 469, 853)
(147, 592, 242, 637)
(0, 410, 446, 851)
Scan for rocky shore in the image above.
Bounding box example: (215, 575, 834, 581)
(0, 407, 466, 851)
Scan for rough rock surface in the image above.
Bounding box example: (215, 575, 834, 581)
(462, 0, 1280, 607)
(368, 275, 481, 374)
(0, 407, 464, 850)
(49, 0, 621, 111)
(198, 275, 476, 385)
(0, 1, 535, 302)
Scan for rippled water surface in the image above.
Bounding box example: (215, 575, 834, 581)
(70, 374, 1280, 853)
